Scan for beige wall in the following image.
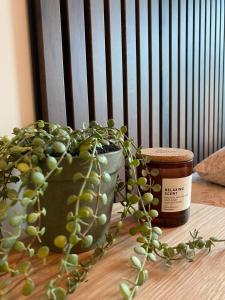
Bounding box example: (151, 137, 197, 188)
(0, 0, 35, 135)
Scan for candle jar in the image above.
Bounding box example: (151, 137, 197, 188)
(140, 148, 194, 227)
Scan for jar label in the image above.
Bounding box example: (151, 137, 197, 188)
(161, 175, 192, 212)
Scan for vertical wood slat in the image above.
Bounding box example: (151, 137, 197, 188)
(223, 12, 225, 146)
(204, 0, 211, 158)
(34, 0, 67, 124)
(186, 0, 194, 151)
(32, 0, 225, 164)
(121, 0, 138, 144)
(170, 0, 178, 147)
(161, 0, 170, 147)
(193, 0, 200, 164)
(88, 0, 108, 124)
(171, 0, 178, 148)
(66, 0, 89, 129)
(136, 0, 149, 147)
(214, 0, 220, 152)
(219, 0, 225, 147)
(199, 0, 206, 162)
(179, 0, 186, 149)
(105, 0, 124, 128)
(208, 0, 216, 155)
(150, 0, 160, 147)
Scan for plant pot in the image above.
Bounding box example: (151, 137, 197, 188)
(40, 149, 123, 253)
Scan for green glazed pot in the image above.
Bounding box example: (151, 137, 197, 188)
(40, 149, 123, 253)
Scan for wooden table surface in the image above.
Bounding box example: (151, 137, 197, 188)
(5, 203, 225, 300)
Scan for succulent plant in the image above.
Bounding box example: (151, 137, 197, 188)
(0, 120, 224, 299)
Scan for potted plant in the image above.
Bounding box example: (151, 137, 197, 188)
(0, 120, 224, 299)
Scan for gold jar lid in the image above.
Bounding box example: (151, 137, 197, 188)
(140, 147, 194, 163)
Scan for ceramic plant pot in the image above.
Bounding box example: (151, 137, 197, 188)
(40, 149, 123, 253)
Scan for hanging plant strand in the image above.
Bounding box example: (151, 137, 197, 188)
(0, 120, 224, 299)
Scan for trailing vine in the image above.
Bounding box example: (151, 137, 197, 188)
(0, 120, 224, 299)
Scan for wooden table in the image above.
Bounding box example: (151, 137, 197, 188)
(5, 203, 225, 300)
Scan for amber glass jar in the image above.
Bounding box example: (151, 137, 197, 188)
(140, 148, 194, 227)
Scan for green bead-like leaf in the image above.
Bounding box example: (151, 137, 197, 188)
(152, 197, 159, 206)
(137, 177, 147, 186)
(67, 195, 78, 205)
(18, 261, 31, 274)
(149, 209, 159, 218)
(53, 141, 66, 153)
(102, 172, 111, 183)
(14, 241, 26, 252)
(0, 159, 7, 170)
(134, 246, 146, 255)
(147, 253, 157, 262)
(26, 226, 38, 236)
(150, 169, 159, 176)
(17, 162, 30, 173)
(37, 246, 49, 259)
(97, 155, 108, 165)
(120, 126, 127, 134)
(22, 278, 35, 296)
(142, 192, 153, 204)
(119, 283, 131, 300)
(107, 119, 115, 128)
(152, 226, 162, 236)
(10, 216, 24, 227)
(82, 235, 93, 248)
(97, 214, 107, 225)
(53, 287, 67, 300)
(46, 156, 57, 170)
(54, 235, 67, 249)
(80, 192, 94, 202)
(131, 255, 142, 269)
(67, 254, 78, 266)
(137, 269, 148, 286)
(72, 172, 84, 183)
(31, 172, 45, 185)
(27, 213, 39, 224)
(78, 206, 93, 218)
(152, 184, 161, 192)
(131, 159, 140, 167)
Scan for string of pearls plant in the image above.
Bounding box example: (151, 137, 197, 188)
(0, 120, 224, 299)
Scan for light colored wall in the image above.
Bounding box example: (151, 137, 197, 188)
(0, 0, 35, 136)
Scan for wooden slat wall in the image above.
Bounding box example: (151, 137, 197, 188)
(31, 0, 225, 163)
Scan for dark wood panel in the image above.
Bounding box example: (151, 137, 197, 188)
(214, 0, 221, 150)
(193, 0, 200, 164)
(105, 0, 124, 128)
(66, 0, 89, 128)
(179, 0, 186, 149)
(150, 0, 160, 147)
(204, 0, 211, 158)
(218, 0, 225, 148)
(136, 0, 149, 147)
(34, 0, 67, 124)
(199, 0, 206, 162)
(31, 0, 225, 164)
(186, 0, 194, 151)
(209, 0, 216, 155)
(89, 0, 108, 124)
(122, 0, 138, 144)
(223, 11, 225, 146)
(171, 0, 178, 148)
(161, 0, 170, 147)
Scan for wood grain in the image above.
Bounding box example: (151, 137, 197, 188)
(5, 203, 225, 299)
(66, 0, 89, 128)
(32, 0, 225, 161)
(34, 0, 67, 124)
